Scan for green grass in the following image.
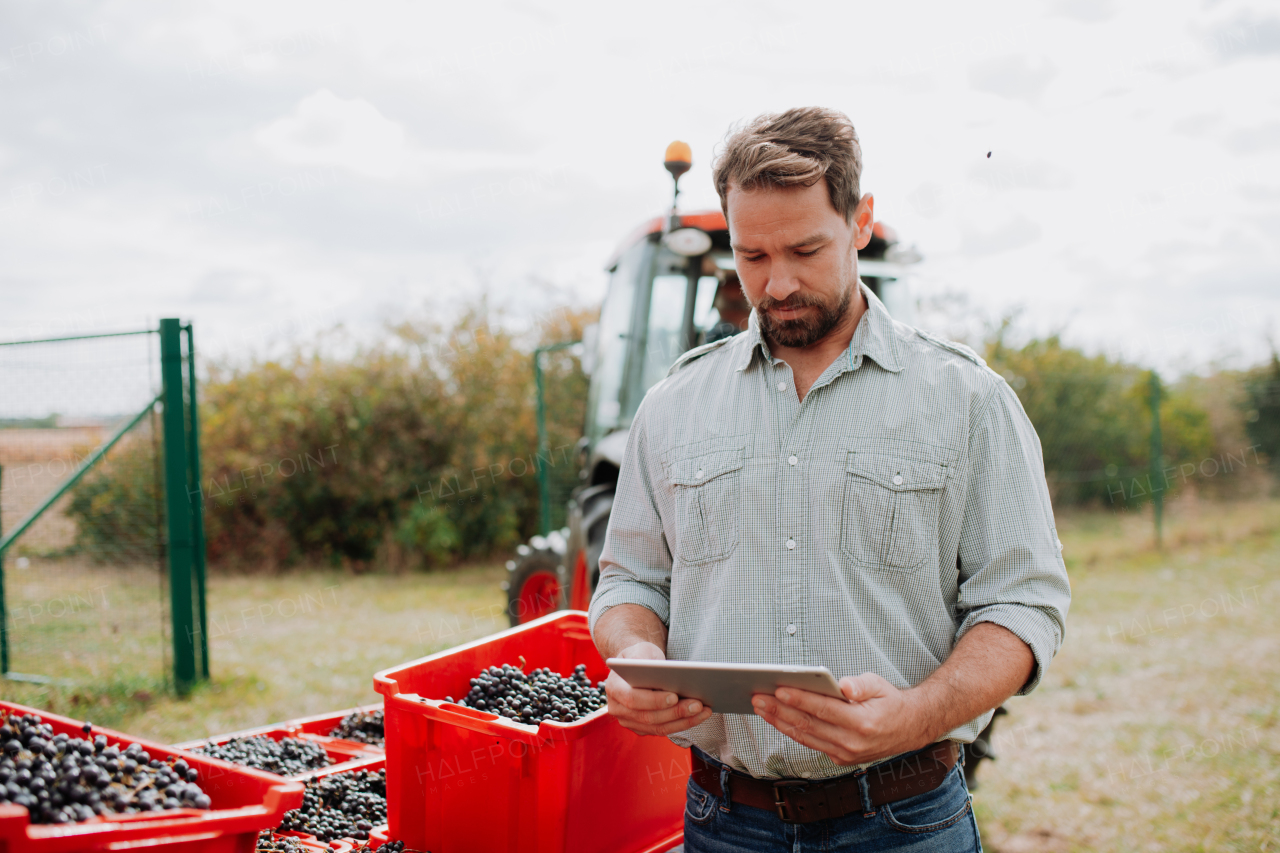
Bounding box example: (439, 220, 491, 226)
(5, 497, 1278, 850)
(4, 562, 508, 743)
(2, 558, 169, 684)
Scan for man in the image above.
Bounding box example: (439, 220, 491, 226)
(588, 107, 1070, 851)
(705, 272, 751, 343)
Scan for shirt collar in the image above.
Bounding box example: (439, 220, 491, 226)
(733, 280, 904, 374)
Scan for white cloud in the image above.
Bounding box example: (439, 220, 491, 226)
(962, 213, 1044, 256)
(967, 155, 1074, 192)
(1051, 0, 1116, 23)
(968, 54, 1058, 102)
(1226, 122, 1280, 153)
(253, 89, 541, 185)
(254, 88, 407, 179)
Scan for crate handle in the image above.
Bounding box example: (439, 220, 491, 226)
(391, 693, 502, 724)
(438, 702, 497, 722)
(386, 693, 551, 743)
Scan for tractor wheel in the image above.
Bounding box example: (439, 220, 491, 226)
(506, 550, 565, 627)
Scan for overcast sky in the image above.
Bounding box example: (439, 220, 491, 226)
(2, 0, 1277, 384)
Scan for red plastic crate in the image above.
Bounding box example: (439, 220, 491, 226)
(174, 725, 382, 780)
(373, 611, 690, 853)
(273, 705, 384, 752)
(0, 700, 302, 853)
(174, 705, 385, 756)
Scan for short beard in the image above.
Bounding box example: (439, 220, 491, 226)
(755, 280, 854, 348)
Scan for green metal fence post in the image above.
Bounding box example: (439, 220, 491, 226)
(533, 342, 579, 537)
(1150, 371, 1164, 549)
(161, 319, 198, 692)
(184, 324, 209, 680)
(534, 348, 551, 538)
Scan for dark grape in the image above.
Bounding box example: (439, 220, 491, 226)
(190, 735, 330, 777)
(276, 769, 386, 842)
(453, 662, 605, 725)
(0, 710, 212, 825)
(255, 830, 307, 852)
(327, 710, 384, 747)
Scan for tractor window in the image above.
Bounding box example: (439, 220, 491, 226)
(641, 274, 688, 392)
(692, 276, 719, 332)
(587, 240, 645, 438)
(875, 277, 916, 323)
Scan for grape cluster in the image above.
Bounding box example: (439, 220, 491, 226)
(353, 842, 405, 853)
(276, 769, 386, 842)
(0, 713, 210, 824)
(449, 663, 605, 725)
(255, 831, 307, 852)
(328, 710, 384, 747)
(191, 735, 330, 777)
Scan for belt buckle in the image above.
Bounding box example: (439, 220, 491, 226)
(772, 779, 808, 824)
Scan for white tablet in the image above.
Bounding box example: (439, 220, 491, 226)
(606, 659, 847, 715)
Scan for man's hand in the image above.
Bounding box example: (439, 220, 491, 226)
(752, 622, 1036, 765)
(606, 641, 715, 737)
(751, 673, 926, 766)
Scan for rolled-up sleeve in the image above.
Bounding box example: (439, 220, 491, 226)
(587, 397, 673, 633)
(954, 380, 1071, 695)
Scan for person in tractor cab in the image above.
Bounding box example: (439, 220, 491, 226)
(704, 271, 752, 344)
(589, 107, 1070, 852)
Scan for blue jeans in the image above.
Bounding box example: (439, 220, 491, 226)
(683, 746, 982, 852)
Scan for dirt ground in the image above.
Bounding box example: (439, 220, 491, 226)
(973, 498, 1279, 852)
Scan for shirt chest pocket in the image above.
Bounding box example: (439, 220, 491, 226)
(668, 447, 745, 565)
(840, 453, 947, 573)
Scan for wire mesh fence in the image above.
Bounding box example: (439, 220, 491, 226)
(992, 352, 1278, 543)
(0, 327, 205, 694)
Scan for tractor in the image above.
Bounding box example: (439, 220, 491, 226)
(500, 142, 1002, 785)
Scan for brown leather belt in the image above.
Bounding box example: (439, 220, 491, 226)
(691, 742, 958, 824)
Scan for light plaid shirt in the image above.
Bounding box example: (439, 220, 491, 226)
(588, 282, 1071, 781)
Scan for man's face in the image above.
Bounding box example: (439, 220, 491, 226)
(727, 180, 874, 348)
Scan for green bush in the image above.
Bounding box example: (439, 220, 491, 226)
(191, 301, 592, 569)
(393, 502, 460, 567)
(63, 432, 162, 561)
(68, 300, 1261, 564)
(1242, 353, 1280, 470)
(987, 331, 1220, 508)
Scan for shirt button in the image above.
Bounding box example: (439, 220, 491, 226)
(776, 381, 786, 391)
(785, 538, 795, 550)
(788, 455, 798, 466)
(786, 623, 797, 635)
(892, 474, 904, 486)
(696, 469, 704, 478)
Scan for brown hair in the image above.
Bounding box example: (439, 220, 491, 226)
(712, 107, 862, 223)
